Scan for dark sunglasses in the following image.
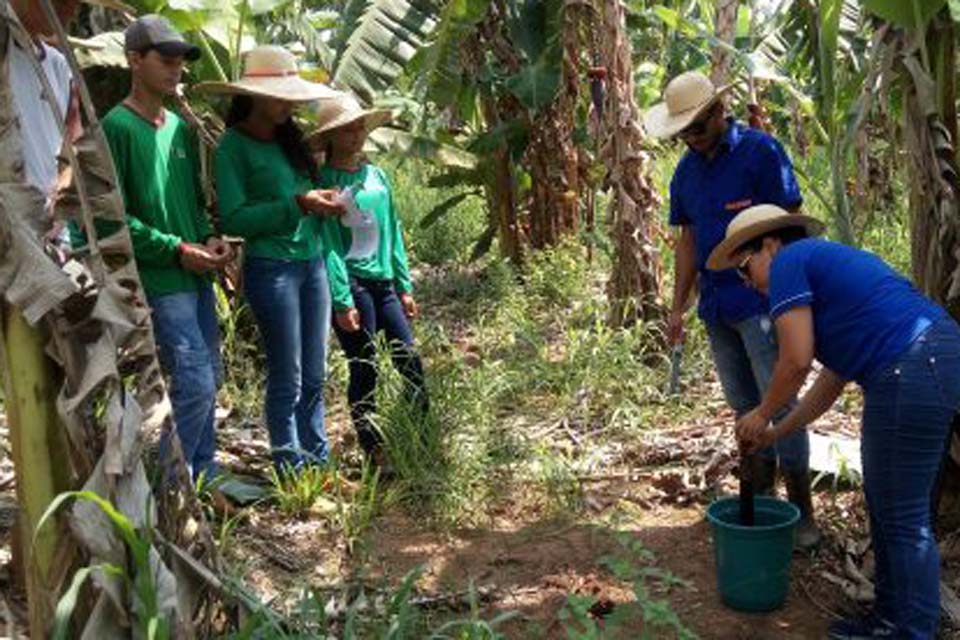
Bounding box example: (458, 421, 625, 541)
(677, 102, 720, 139)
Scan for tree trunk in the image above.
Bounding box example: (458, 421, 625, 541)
(899, 13, 960, 319)
(601, 0, 663, 327)
(526, 2, 581, 249)
(490, 147, 523, 264)
(710, 0, 739, 86)
(0, 306, 74, 638)
(465, 16, 523, 266)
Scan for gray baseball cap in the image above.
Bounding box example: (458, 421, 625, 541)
(124, 14, 201, 61)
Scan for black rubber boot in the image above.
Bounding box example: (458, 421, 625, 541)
(784, 468, 822, 551)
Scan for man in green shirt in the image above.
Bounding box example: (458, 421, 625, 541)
(105, 15, 230, 481)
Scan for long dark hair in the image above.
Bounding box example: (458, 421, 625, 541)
(225, 95, 318, 182)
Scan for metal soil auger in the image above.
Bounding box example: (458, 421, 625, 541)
(739, 447, 755, 526)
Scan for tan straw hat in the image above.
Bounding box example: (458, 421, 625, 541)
(309, 92, 392, 141)
(642, 71, 732, 139)
(195, 45, 337, 102)
(706, 204, 825, 271)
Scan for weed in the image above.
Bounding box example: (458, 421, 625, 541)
(332, 460, 386, 556)
(38, 491, 171, 639)
(268, 464, 336, 518)
(558, 532, 697, 640)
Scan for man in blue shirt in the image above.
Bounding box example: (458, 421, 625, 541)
(644, 71, 820, 548)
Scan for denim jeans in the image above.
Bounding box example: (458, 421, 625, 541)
(861, 317, 960, 638)
(705, 313, 810, 470)
(151, 285, 222, 481)
(332, 278, 428, 455)
(244, 257, 331, 471)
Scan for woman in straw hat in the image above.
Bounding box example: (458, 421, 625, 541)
(198, 45, 350, 474)
(311, 92, 428, 466)
(712, 205, 960, 639)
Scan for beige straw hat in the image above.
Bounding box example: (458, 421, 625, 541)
(309, 92, 392, 141)
(642, 71, 732, 139)
(195, 45, 337, 102)
(706, 205, 825, 271)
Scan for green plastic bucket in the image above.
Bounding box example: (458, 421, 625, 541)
(706, 496, 800, 612)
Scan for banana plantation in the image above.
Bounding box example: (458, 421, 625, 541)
(1, 0, 960, 637)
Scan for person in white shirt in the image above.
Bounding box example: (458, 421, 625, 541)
(7, 0, 91, 252)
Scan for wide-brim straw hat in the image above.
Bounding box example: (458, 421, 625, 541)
(642, 71, 732, 139)
(309, 91, 392, 141)
(706, 204, 826, 271)
(195, 45, 337, 102)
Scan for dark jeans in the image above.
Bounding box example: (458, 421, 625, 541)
(244, 257, 331, 471)
(861, 317, 960, 638)
(332, 277, 428, 455)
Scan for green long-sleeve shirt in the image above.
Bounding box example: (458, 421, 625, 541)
(318, 163, 413, 311)
(100, 105, 212, 296)
(215, 128, 350, 308)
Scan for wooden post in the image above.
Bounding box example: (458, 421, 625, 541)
(0, 303, 72, 638)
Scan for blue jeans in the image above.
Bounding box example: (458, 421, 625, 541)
(332, 278, 428, 455)
(861, 317, 960, 638)
(705, 314, 810, 470)
(244, 257, 330, 471)
(151, 285, 222, 481)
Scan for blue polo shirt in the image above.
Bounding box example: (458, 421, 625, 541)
(669, 120, 802, 325)
(768, 239, 945, 384)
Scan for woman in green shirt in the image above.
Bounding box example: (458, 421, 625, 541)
(199, 45, 349, 473)
(312, 93, 429, 463)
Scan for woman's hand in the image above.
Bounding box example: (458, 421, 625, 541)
(336, 308, 361, 332)
(735, 409, 776, 454)
(300, 189, 345, 217)
(400, 293, 418, 319)
(178, 242, 224, 273)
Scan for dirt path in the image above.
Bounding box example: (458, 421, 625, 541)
(360, 492, 845, 638)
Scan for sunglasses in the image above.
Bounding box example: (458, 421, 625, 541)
(736, 252, 754, 283)
(677, 103, 720, 139)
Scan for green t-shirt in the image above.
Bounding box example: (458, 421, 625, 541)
(100, 105, 212, 297)
(215, 127, 350, 308)
(319, 164, 413, 310)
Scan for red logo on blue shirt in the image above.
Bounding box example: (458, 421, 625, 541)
(725, 198, 753, 211)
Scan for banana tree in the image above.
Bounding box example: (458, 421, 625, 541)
(401, 0, 587, 262)
(864, 0, 960, 318)
(602, 0, 663, 327)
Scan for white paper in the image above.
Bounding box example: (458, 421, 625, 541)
(337, 186, 379, 260)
